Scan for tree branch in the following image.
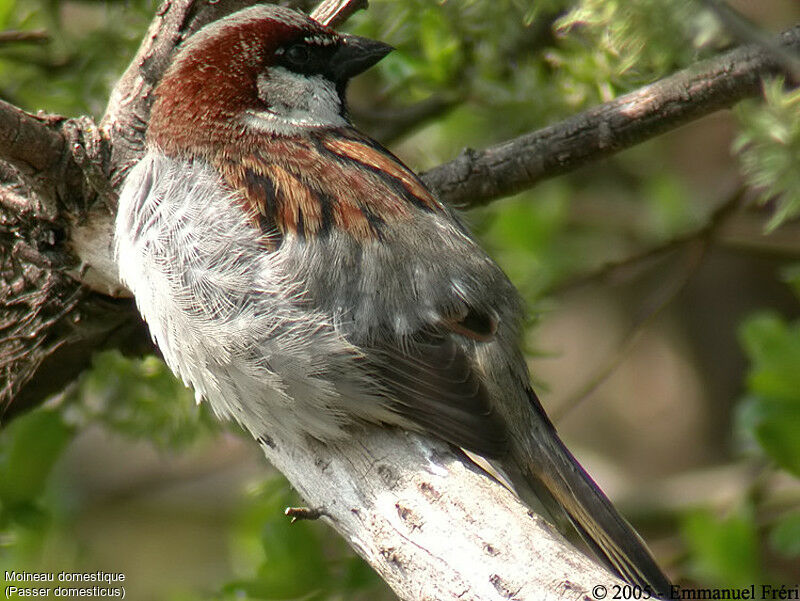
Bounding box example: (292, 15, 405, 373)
(700, 0, 800, 82)
(309, 0, 368, 27)
(0, 100, 66, 173)
(262, 425, 629, 601)
(0, 30, 49, 46)
(421, 25, 800, 209)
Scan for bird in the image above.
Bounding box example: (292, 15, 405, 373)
(114, 4, 671, 595)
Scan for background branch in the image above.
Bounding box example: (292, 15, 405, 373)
(701, 0, 800, 82)
(0, 29, 49, 46)
(309, 0, 368, 27)
(421, 25, 800, 209)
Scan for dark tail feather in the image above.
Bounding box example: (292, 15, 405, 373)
(506, 396, 671, 597)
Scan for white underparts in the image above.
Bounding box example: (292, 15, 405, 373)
(113, 153, 386, 442)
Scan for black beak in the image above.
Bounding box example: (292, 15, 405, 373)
(330, 34, 393, 82)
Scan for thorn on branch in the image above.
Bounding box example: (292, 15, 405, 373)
(285, 506, 326, 523)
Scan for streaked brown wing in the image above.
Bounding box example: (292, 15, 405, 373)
(214, 128, 445, 242)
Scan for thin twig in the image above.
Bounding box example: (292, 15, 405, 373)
(551, 242, 707, 423)
(549, 188, 748, 296)
(700, 0, 800, 82)
(0, 30, 49, 46)
(550, 189, 745, 422)
(285, 506, 325, 522)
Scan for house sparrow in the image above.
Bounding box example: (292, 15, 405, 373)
(115, 4, 670, 595)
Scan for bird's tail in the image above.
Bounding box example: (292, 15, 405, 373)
(505, 392, 671, 598)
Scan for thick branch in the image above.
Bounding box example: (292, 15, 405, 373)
(421, 25, 800, 209)
(262, 426, 628, 601)
(0, 100, 65, 173)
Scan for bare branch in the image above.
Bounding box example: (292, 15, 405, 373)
(547, 189, 745, 421)
(0, 30, 49, 46)
(310, 0, 368, 27)
(549, 189, 746, 296)
(421, 25, 800, 209)
(262, 425, 630, 601)
(0, 101, 66, 173)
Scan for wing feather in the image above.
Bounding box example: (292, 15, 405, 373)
(365, 329, 509, 459)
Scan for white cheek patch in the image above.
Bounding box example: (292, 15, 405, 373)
(247, 67, 347, 135)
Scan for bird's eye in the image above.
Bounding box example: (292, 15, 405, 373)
(284, 44, 311, 66)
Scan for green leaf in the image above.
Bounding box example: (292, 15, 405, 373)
(737, 314, 800, 475)
(737, 396, 800, 476)
(0, 409, 74, 509)
(739, 314, 800, 404)
(769, 512, 800, 559)
(734, 80, 800, 231)
(680, 506, 762, 587)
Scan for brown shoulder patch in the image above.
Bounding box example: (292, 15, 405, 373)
(321, 137, 442, 212)
(267, 164, 325, 236)
(212, 130, 442, 243)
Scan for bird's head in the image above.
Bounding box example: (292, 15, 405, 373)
(148, 5, 392, 153)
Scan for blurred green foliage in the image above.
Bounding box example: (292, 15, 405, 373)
(737, 313, 800, 477)
(0, 0, 158, 116)
(680, 306, 800, 587)
(73, 351, 219, 449)
(0, 409, 74, 579)
(0, 409, 74, 523)
(219, 478, 387, 601)
(735, 80, 800, 231)
(554, 0, 722, 91)
(1, 0, 799, 599)
(681, 505, 762, 588)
